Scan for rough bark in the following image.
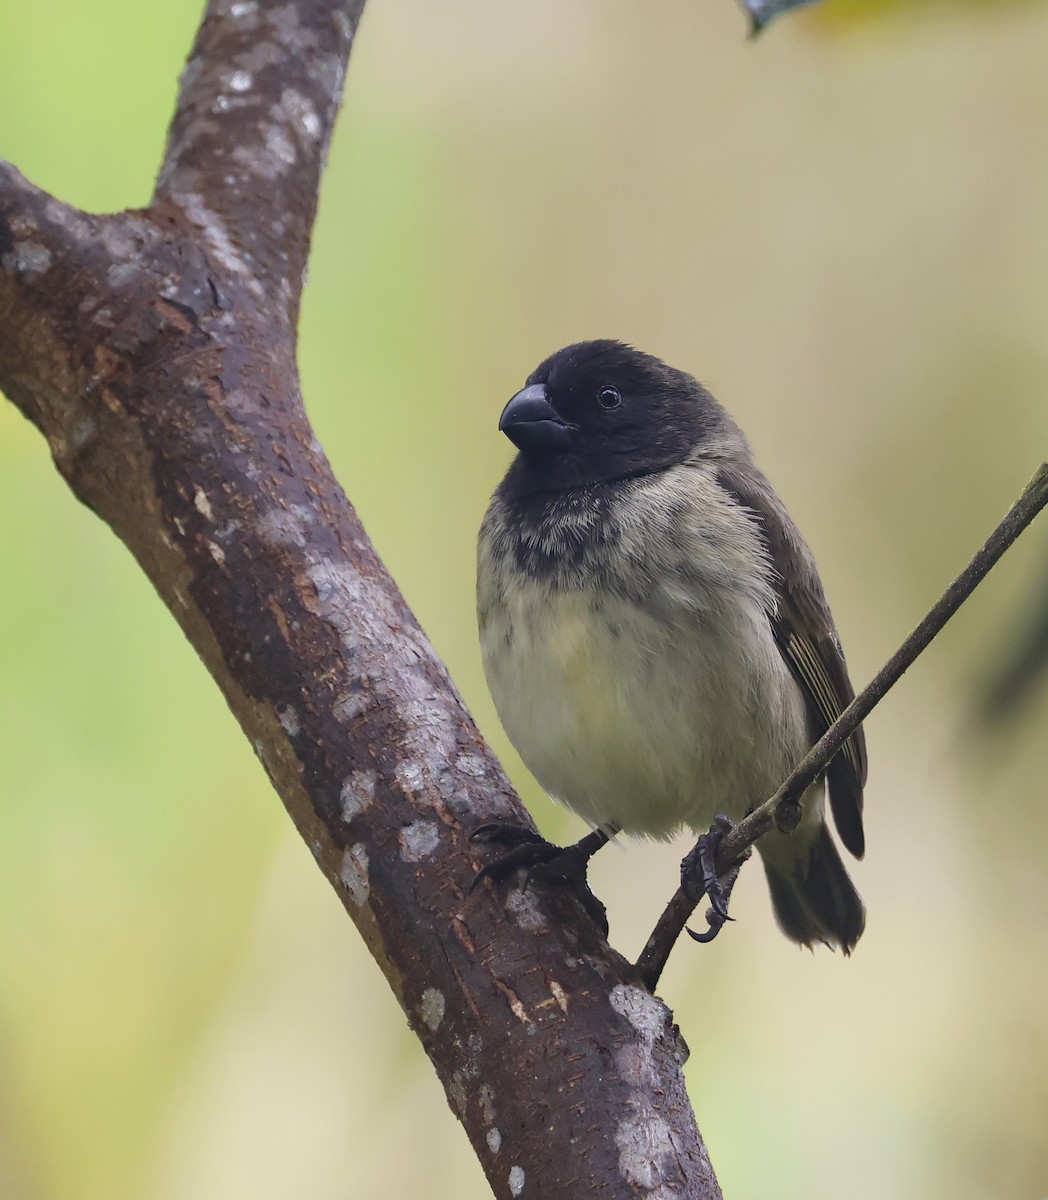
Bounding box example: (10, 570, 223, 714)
(0, 1, 720, 1196)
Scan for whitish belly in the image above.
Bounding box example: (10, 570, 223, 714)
(481, 582, 810, 838)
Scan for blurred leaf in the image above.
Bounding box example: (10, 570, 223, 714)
(811, 0, 1035, 27)
(739, 0, 821, 33)
(975, 548, 1048, 726)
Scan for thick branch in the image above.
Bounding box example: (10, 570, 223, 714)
(0, 2, 720, 1195)
(155, 0, 366, 329)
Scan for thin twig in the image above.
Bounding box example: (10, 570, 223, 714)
(637, 462, 1048, 991)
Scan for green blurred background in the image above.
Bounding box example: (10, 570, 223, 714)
(3, 0, 1048, 1196)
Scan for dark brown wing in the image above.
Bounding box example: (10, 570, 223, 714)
(717, 461, 867, 859)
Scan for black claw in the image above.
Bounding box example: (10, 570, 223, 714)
(470, 824, 610, 936)
(686, 908, 730, 944)
(572, 885, 609, 936)
(470, 842, 550, 893)
(680, 815, 728, 900)
(470, 822, 545, 849)
(708, 881, 731, 922)
(681, 814, 740, 934)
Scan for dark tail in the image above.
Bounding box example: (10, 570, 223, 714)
(762, 824, 865, 953)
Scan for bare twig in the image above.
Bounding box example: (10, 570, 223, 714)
(637, 462, 1048, 991)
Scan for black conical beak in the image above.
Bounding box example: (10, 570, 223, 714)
(498, 384, 574, 453)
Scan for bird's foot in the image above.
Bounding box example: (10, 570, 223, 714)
(470, 823, 609, 936)
(680, 814, 746, 944)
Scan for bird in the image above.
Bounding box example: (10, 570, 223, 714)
(473, 340, 867, 952)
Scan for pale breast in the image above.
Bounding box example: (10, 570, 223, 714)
(479, 552, 811, 840)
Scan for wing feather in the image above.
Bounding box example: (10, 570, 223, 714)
(716, 462, 867, 858)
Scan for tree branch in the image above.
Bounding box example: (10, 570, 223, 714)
(637, 462, 1048, 990)
(154, 0, 363, 329)
(1, 1, 720, 1195)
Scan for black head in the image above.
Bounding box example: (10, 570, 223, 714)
(498, 340, 729, 496)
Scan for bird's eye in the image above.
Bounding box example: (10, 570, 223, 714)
(597, 385, 622, 410)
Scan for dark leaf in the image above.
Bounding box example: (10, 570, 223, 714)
(738, 0, 821, 35)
